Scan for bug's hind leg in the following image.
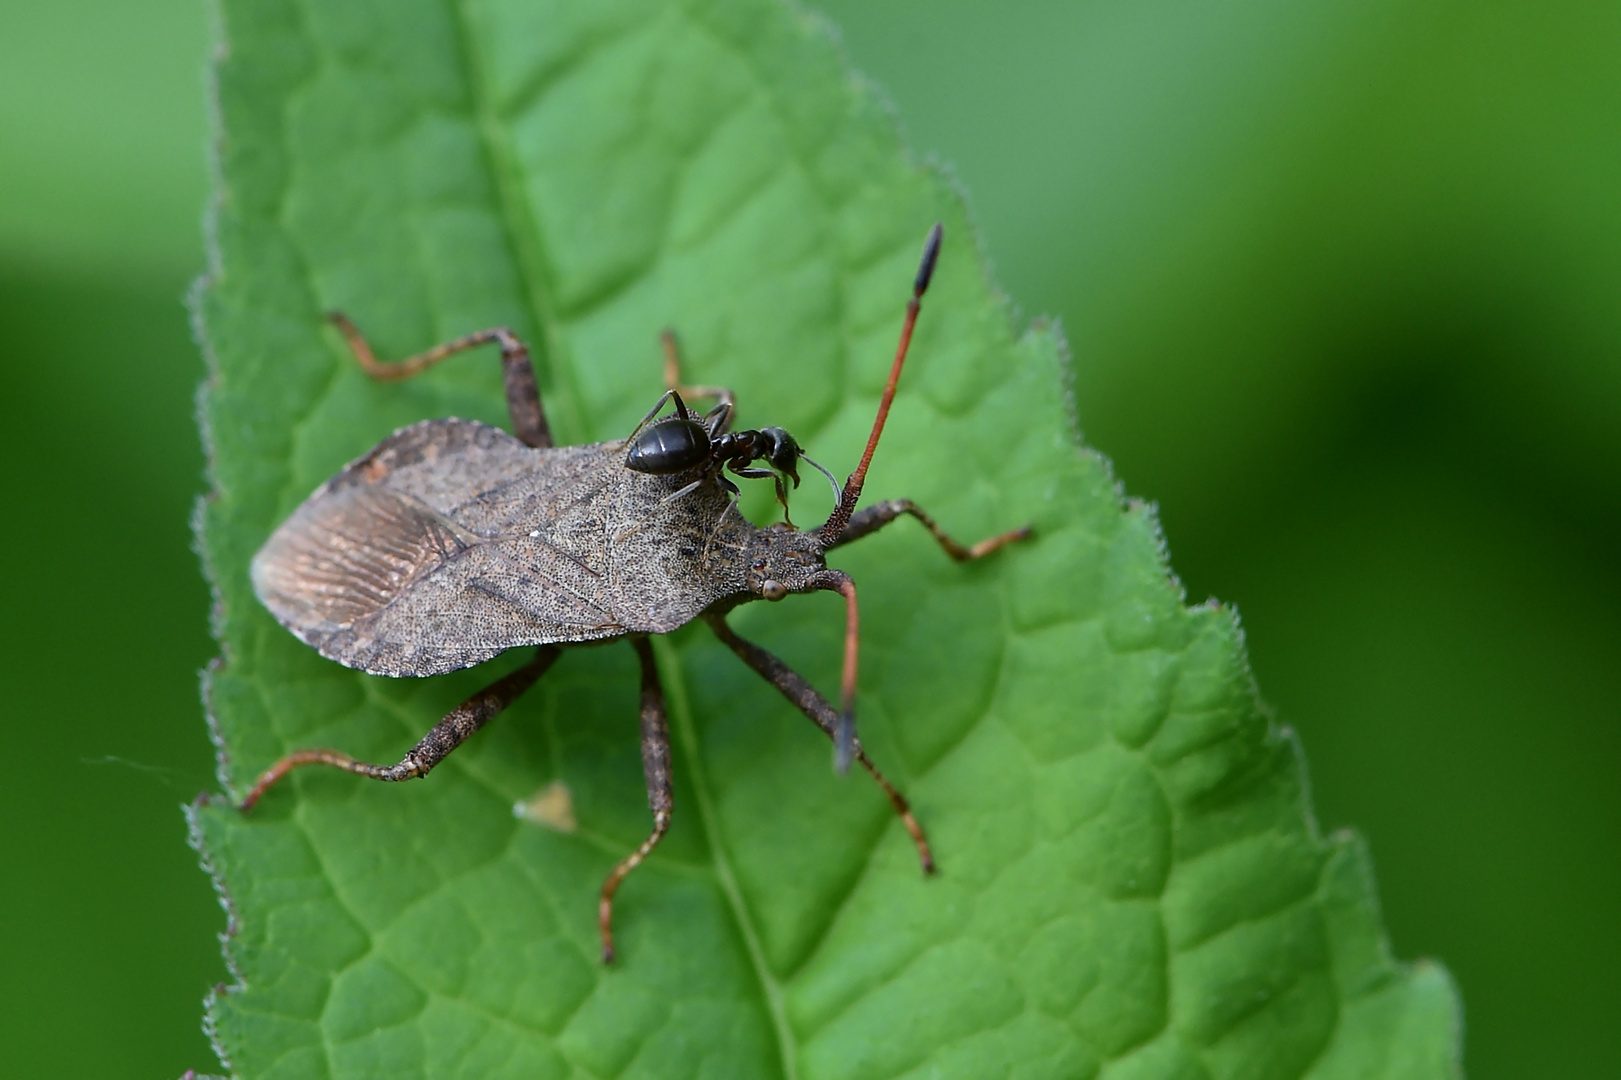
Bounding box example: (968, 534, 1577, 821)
(598, 636, 674, 963)
(237, 646, 561, 811)
(328, 312, 552, 448)
(827, 498, 1031, 560)
(702, 613, 936, 875)
(661, 329, 735, 434)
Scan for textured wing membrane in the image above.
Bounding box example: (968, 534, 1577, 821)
(252, 484, 470, 630)
(252, 419, 627, 676)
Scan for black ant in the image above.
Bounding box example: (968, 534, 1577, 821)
(624, 364, 839, 525)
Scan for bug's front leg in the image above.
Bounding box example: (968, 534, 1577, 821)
(702, 613, 936, 875)
(827, 498, 1031, 560)
(328, 312, 552, 449)
(237, 646, 561, 810)
(598, 636, 674, 964)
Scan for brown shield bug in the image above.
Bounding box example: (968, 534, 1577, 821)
(243, 224, 1030, 961)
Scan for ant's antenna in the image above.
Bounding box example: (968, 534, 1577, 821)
(817, 223, 943, 545)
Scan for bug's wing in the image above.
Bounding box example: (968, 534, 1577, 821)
(252, 418, 627, 676)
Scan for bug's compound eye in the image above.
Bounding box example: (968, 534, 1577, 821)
(760, 579, 788, 601)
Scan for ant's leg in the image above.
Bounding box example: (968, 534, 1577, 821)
(616, 470, 716, 544)
(627, 389, 675, 441)
(827, 499, 1031, 561)
(328, 312, 551, 449)
(238, 646, 561, 810)
(702, 613, 936, 875)
(599, 637, 673, 963)
(661, 329, 735, 432)
(728, 463, 794, 525)
(661, 477, 705, 505)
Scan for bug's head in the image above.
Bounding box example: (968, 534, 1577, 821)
(744, 524, 829, 602)
(815, 223, 942, 547)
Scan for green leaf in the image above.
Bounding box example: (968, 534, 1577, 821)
(191, 1, 1462, 1077)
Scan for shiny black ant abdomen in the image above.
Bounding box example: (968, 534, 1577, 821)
(623, 412, 712, 474)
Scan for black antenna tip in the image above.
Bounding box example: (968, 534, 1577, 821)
(914, 223, 944, 297)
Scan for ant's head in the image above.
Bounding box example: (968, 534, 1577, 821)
(756, 427, 803, 488)
(752, 427, 841, 524)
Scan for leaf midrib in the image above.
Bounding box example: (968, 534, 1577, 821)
(655, 636, 799, 1080)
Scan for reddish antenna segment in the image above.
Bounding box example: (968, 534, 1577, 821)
(818, 222, 943, 544)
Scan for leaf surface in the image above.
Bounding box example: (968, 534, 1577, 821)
(192, 1, 1461, 1077)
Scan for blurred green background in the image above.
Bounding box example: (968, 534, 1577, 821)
(1, 0, 1615, 1076)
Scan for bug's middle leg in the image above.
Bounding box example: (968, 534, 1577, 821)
(237, 646, 561, 811)
(328, 311, 552, 449)
(598, 636, 674, 964)
(702, 612, 936, 874)
(660, 329, 735, 433)
(827, 498, 1031, 560)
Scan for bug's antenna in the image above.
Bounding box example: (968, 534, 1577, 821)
(817, 223, 943, 545)
(833, 574, 860, 771)
(805, 570, 864, 773)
